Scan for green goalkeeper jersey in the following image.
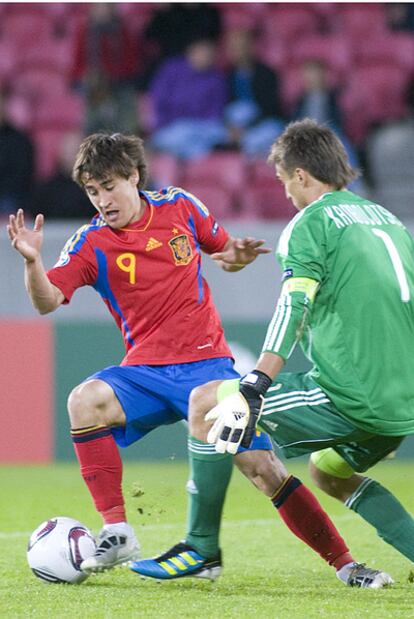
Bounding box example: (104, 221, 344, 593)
(276, 189, 414, 436)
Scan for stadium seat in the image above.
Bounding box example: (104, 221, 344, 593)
(256, 37, 287, 71)
(279, 65, 309, 111)
(13, 65, 68, 101)
(240, 183, 295, 220)
(263, 5, 321, 43)
(15, 35, 74, 75)
(182, 153, 247, 197)
(0, 41, 16, 82)
(290, 35, 352, 76)
(149, 153, 182, 189)
(1, 11, 55, 45)
(33, 91, 85, 130)
(6, 93, 33, 131)
(337, 4, 387, 39)
(181, 181, 235, 220)
(220, 4, 260, 30)
(116, 3, 155, 34)
(183, 181, 236, 219)
(32, 127, 70, 179)
(341, 63, 409, 143)
(354, 33, 414, 73)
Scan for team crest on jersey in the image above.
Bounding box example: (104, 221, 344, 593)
(169, 234, 193, 265)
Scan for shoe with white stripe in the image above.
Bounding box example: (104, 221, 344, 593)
(81, 524, 140, 573)
(129, 542, 222, 581)
(346, 563, 394, 589)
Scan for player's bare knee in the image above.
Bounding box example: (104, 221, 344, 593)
(309, 460, 360, 502)
(189, 380, 221, 438)
(67, 380, 120, 428)
(235, 449, 289, 497)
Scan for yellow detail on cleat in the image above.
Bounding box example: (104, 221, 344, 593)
(169, 557, 187, 570)
(159, 561, 177, 575)
(181, 552, 199, 566)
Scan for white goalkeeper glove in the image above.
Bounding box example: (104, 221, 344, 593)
(205, 392, 251, 454)
(205, 371, 272, 454)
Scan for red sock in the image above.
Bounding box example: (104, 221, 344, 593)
(272, 476, 353, 570)
(71, 425, 126, 525)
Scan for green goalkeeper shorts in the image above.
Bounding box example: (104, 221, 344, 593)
(218, 372, 404, 473)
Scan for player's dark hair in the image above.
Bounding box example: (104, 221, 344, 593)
(268, 119, 359, 188)
(72, 133, 148, 189)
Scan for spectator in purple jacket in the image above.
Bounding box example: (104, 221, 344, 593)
(150, 39, 228, 159)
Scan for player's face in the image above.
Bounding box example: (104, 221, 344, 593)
(83, 172, 142, 229)
(275, 165, 308, 211)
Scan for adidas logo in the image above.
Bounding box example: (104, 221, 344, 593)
(145, 237, 162, 252)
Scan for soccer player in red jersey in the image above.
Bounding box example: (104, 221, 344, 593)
(8, 133, 381, 583)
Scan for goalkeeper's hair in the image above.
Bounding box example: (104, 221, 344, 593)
(268, 118, 359, 188)
(72, 132, 148, 189)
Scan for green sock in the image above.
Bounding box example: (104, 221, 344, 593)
(346, 478, 414, 562)
(186, 436, 233, 558)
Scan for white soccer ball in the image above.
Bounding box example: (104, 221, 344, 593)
(27, 517, 96, 584)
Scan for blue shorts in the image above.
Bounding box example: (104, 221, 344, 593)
(87, 357, 272, 452)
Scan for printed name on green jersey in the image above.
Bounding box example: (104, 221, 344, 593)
(325, 203, 402, 229)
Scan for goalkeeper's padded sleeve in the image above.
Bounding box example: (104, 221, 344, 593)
(261, 277, 319, 360)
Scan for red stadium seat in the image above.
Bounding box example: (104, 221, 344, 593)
(15, 35, 75, 75)
(6, 93, 33, 131)
(337, 4, 387, 39)
(149, 153, 182, 189)
(341, 63, 409, 143)
(256, 37, 287, 71)
(33, 91, 85, 130)
(32, 127, 70, 178)
(263, 5, 321, 43)
(1, 11, 55, 45)
(279, 65, 308, 111)
(0, 41, 16, 82)
(291, 35, 352, 76)
(240, 182, 295, 220)
(354, 33, 414, 72)
(220, 4, 261, 30)
(182, 181, 235, 220)
(183, 153, 247, 197)
(250, 160, 277, 185)
(13, 65, 67, 101)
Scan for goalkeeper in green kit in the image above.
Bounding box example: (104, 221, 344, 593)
(132, 119, 414, 585)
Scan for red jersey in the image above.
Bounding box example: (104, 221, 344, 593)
(47, 186, 233, 366)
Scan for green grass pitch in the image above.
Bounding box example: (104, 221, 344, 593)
(0, 460, 413, 619)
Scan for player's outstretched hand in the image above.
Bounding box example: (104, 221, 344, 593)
(211, 236, 271, 267)
(205, 392, 251, 454)
(7, 209, 44, 262)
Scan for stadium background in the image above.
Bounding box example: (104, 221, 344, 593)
(1, 1, 414, 463)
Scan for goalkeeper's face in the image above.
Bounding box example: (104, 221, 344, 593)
(276, 165, 308, 211)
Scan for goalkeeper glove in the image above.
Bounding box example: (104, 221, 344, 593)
(239, 370, 272, 449)
(205, 371, 272, 454)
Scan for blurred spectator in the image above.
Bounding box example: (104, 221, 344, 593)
(143, 3, 222, 84)
(225, 29, 285, 158)
(386, 3, 414, 31)
(32, 132, 92, 219)
(0, 87, 34, 216)
(150, 39, 227, 160)
(294, 60, 362, 189)
(293, 59, 343, 130)
(71, 3, 140, 134)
